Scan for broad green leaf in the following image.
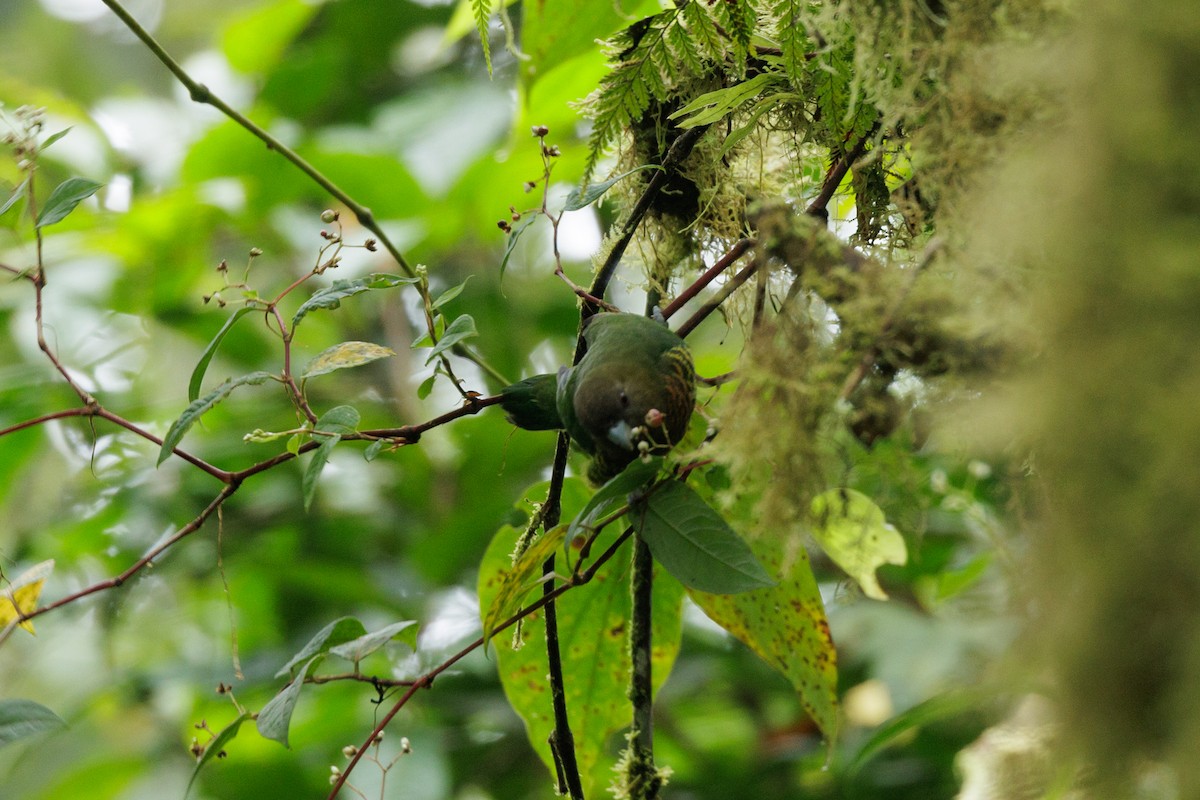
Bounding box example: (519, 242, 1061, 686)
(221, 0, 318, 74)
(424, 314, 477, 365)
(300, 341, 395, 380)
(431, 276, 472, 311)
(35, 177, 104, 228)
(479, 478, 683, 795)
(302, 406, 360, 511)
(635, 482, 774, 594)
(0, 699, 65, 748)
(1, 177, 28, 218)
(0, 560, 53, 635)
(810, 488, 907, 600)
(157, 372, 272, 465)
(328, 620, 419, 663)
(566, 457, 663, 541)
(518, 0, 659, 89)
(186, 711, 250, 796)
(291, 273, 417, 328)
(189, 306, 257, 402)
(275, 616, 368, 678)
(688, 499, 839, 741)
(562, 164, 661, 212)
(481, 524, 568, 643)
(668, 72, 783, 128)
(257, 656, 320, 748)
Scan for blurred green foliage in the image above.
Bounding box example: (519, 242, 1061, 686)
(0, 1, 1045, 798)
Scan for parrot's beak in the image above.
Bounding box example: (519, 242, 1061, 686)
(606, 420, 637, 450)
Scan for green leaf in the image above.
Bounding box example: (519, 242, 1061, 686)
(186, 711, 250, 796)
(362, 439, 385, 461)
(189, 306, 257, 401)
(481, 523, 568, 643)
(423, 314, 477, 365)
(810, 488, 907, 600)
(257, 656, 320, 748)
(291, 273, 417, 328)
(668, 72, 783, 128)
(562, 164, 662, 212)
(635, 481, 774, 594)
(431, 276, 472, 311)
(846, 688, 1005, 777)
(499, 214, 537, 280)
(300, 341, 395, 380)
(416, 373, 437, 400)
(302, 406, 360, 511)
(478, 479, 683, 795)
(1, 177, 28, 218)
(328, 620, 419, 663)
(40, 127, 72, 151)
(688, 481, 839, 741)
(566, 457, 663, 542)
(35, 177, 104, 229)
(0, 699, 65, 748)
(470, 0, 494, 75)
(275, 616, 369, 678)
(158, 371, 273, 465)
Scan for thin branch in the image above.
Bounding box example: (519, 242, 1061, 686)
(659, 238, 755, 321)
(329, 527, 635, 799)
(587, 125, 710, 316)
(805, 125, 876, 220)
(17, 484, 239, 626)
(97, 0, 414, 280)
(674, 259, 762, 339)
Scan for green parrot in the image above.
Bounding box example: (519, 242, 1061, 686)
(499, 312, 696, 483)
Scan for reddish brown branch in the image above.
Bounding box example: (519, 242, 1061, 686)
(805, 129, 874, 219)
(19, 483, 239, 624)
(660, 238, 755, 322)
(328, 527, 635, 799)
(674, 260, 762, 339)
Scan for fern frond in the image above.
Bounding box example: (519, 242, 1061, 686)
(579, 8, 683, 184)
(711, 0, 757, 69)
(471, 0, 493, 75)
(771, 0, 811, 85)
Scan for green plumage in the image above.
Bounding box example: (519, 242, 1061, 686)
(499, 313, 696, 483)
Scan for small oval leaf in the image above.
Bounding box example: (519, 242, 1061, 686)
(423, 314, 477, 365)
(300, 341, 395, 380)
(36, 177, 105, 228)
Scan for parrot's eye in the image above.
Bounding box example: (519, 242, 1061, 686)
(618, 389, 630, 408)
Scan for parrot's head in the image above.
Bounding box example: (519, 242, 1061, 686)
(572, 362, 666, 455)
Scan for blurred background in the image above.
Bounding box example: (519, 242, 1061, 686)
(2, 0, 1166, 799)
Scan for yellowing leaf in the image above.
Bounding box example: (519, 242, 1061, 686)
(0, 560, 54, 635)
(810, 489, 907, 600)
(300, 341, 395, 380)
